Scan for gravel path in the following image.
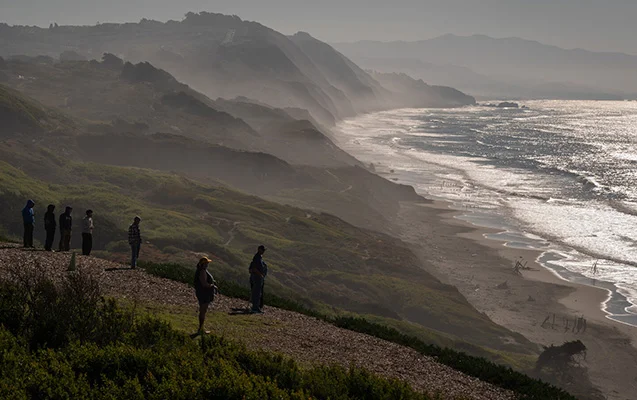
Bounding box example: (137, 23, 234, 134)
(0, 247, 516, 400)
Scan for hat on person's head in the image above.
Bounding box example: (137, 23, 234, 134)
(258, 245, 266, 251)
(198, 257, 212, 265)
(65, 206, 72, 212)
(134, 215, 141, 221)
(86, 209, 93, 215)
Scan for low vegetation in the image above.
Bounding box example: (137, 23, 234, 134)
(142, 260, 576, 400)
(0, 157, 535, 360)
(0, 266, 433, 400)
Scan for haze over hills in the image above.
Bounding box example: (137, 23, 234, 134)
(334, 34, 637, 99)
(0, 13, 474, 126)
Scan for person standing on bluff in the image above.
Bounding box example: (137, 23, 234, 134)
(58, 206, 73, 252)
(128, 216, 142, 269)
(43, 204, 56, 251)
(21, 200, 35, 248)
(82, 209, 94, 256)
(194, 257, 218, 334)
(249, 245, 268, 313)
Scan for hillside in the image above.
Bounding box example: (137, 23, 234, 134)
(0, 13, 475, 126)
(1, 56, 360, 168)
(334, 35, 637, 99)
(0, 247, 578, 400)
(0, 58, 425, 232)
(0, 82, 545, 361)
(369, 71, 477, 107)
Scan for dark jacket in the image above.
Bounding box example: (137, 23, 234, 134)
(249, 253, 268, 277)
(22, 200, 35, 224)
(59, 212, 72, 232)
(128, 223, 141, 245)
(44, 207, 56, 231)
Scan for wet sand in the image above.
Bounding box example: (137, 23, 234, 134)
(394, 200, 637, 400)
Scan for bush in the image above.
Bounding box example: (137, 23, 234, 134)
(0, 263, 134, 349)
(0, 270, 433, 400)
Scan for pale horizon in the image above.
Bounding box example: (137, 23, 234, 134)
(1, 0, 636, 55)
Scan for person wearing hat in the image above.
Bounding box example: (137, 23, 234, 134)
(249, 245, 268, 313)
(194, 257, 218, 334)
(58, 206, 73, 252)
(128, 216, 142, 268)
(81, 209, 94, 256)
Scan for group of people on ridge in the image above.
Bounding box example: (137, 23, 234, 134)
(21, 200, 143, 268)
(22, 199, 268, 335)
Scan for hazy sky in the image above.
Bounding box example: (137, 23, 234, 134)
(1, 0, 636, 54)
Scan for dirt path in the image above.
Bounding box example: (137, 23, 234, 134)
(0, 247, 514, 400)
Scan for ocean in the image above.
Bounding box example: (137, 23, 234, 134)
(335, 100, 637, 326)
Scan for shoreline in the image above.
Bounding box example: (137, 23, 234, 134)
(333, 108, 637, 398)
(394, 199, 637, 400)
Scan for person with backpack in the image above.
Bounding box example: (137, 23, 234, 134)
(128, 216, 142, 268)
(81, 209, 94, 256)
(194, 257, 218, 334)
(43, 204, 56, 251)
(21, 199, 35, 248)
(58, 206, 73, 252)
(249, 245, 268, 314)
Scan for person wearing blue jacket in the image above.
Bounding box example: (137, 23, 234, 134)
(21, 200, 35, 248)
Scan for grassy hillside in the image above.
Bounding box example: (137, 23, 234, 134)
(0, 155, 536, 358)
(2, 57, 358, 168)
(1, 59, 422, 231)
(0, 84, 77, 136)
(0, 78, 541, 364)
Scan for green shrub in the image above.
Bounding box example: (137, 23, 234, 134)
(0, 269, 434, 400)
(0, 264, 134, 349)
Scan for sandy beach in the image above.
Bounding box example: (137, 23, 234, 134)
(393, 200, 637, 400)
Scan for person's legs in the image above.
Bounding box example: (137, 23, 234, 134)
(87, 233, 92, 256)
(259, 279, 265, 311)
(58, 231, 64, 251)
(23, 223, 33, 247)
(82, 233, 93, 255)
(250, 274, 263, 312)
(45, 229, 55, 251)
(198, 302, 210, 333)
(130, 243, 138, 268)
(63, 231, 71, 251)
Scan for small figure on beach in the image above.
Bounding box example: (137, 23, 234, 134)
(128, 216, 142, 269)
(194, 256, 218, 334)
(21, 199, 35, 248)
(58, 206, 73, 252)
(249, 245, 268, 314)
(82, 209, 94, 256)
(44, 204, 56, 251)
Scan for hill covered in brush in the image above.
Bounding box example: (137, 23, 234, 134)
(0, 12, 475, 126)
(0, 81, 535, 363)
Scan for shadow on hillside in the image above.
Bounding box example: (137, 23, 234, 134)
(228, 307, 253, 315)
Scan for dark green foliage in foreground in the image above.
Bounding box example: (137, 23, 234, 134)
(332, 318, 576, 400)
(141, 260, 577, 400)
(0, 269, 431, 400)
